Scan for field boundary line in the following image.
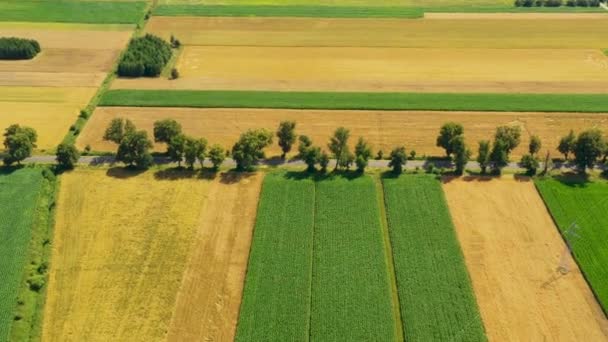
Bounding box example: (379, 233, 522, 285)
(375, 176, 406, 342)
(533, 180, 608, 318)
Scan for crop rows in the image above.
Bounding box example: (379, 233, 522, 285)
(0, 1, 147, 24)
(236, 174, 315, 341)
(535, 178, 608, 313)
(383, 175, 486, 341)
(0, 169, 44, 342)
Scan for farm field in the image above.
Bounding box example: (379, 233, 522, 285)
(0, 1, 146, 24)
(236, 173, 315, 341)
(80, 106, 608, 158)
(383, 175, 485, 341)
(536, 177, 608, 313)
(312, 176, 395, 340)
(42, 169, 212, 341)
(166, 173, 262, 341)
(0, 168, 44, 342)
(443, 177, 608, 341)
(0, 23, 131, 150)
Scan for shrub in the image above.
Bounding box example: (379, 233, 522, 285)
(545, 0, 563, 6)
(0, 37, 41, 60)
(171, 68, 179, 80)
(117, 34, 172, 78)
(576, 0, 589, 6)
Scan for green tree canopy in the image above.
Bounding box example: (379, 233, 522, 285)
(354, 137, 373, 173)
(153, 119, 182, 146)
(56, 142, 80, 170)
(477, 140, 490, 174)
(208, 144, 226, 171)
(103, 118, 135, 144)
(232, 129, 273, 171)
(116, 129, 153, 169)
(558, 130, 576, 160)
(3, 124, 37, 165)
(436, 122, 464, 157)
(388, 146, 407, 175)
(574, 129, 606, 173)
(529, 135, 542, 156)
(184, 136, 208, 169)
(276, 121, 297, 159)
(328, 127, 352, 171)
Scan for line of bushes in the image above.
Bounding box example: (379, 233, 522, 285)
(0, 37, 40, 60)
(515, 0, 600, 6)
(117, 34, 172, 78)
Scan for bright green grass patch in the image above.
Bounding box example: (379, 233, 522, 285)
(0, 168, 46, 342)
(383, 175, 486, 341)
(535, 177, 608, 315)
(312, 175, 395, 340)
(0, 1, 146, 24)
(100, 90, 608, 113)
(236, 173, 315, 341)
(155, 4, 423, 18)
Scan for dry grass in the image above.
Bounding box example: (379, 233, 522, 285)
(80, 106, 608, 158)
(442, 177, 608, 341)
(42, 169, 212, 342)
(145, 16, 608, 49)
(166, 173, 263, 341)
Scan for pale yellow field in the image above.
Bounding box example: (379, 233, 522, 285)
(145, 16, 608, 48)
(43, 169, 212, 342)
(113, 46, 608, 93)
(79, 107, 608, 158)
(443, 177, 608, 341)
(0, 87, 96, 150)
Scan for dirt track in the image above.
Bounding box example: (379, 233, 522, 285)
(442, 177, 608, 341)
(166, 173, 263, 342)
(80, 107, 608, 158)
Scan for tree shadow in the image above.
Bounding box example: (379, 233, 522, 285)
(106, 166, 147, 179)
(0, 164, 24, 175)
(282, 169, 363, 182)
(153, 167, 218, 181)
(441, 174, 496, 184)
(552, 172, 591, 188)
(219, 171, 255, 184)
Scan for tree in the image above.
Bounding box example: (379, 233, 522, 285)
(436, 122, 464, 157)
(103, 118, 135, 144)
(574, 129, 606, 173)
(184, 136, 207, 169)
(558, 130, 576, 160)
(354, 137, 373, 172)
(167, 134, 186, 167)
(529, 135, 542, 156)
(208, 144, 226, 170)
(232, 129, 273, 171)
(328, 127, 351, 171)
(56, 143, 80, 170)
(521, 154, 540, 176)
(3, 124, 37, 166)
(298, 135, 313, 157)
(388, 146, 407, 175)
(477, 140, 490, 174)
(153, 119, 182, 152)
(319, 151, 329, 173)
(490, 139, 509, 173)
(116, 130, 153, 169)
(276, 121, 297, 159)
(451, 135, 471, 175)
(298, 135, 320, 172)
(494, 125, 521, 154)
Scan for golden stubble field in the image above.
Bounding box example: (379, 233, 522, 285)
(80, 107, 608, 158)
(442, 177, 608, 341)
(43, 169, 263, 342)
(0, 23, 131, 150)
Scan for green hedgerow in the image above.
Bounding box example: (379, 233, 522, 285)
(117, 34, 172, 77)
(0, 37, 41, 60)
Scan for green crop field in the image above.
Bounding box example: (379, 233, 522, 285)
(535, 177, 608, 314)
(0, 1, 147, 24)
(312, 175, 395, 340)
(0, 168, 44, 342)
(236, 174, 315, 341)
(100, 90, 608, 113)
(383, 175, 486, 341)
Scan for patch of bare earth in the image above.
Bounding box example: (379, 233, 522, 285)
(166, 173, 263, 342)
(442, 177, 608, 341)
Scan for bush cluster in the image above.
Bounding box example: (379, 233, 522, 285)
(515, 0, 599, 6)
(117, 34, 172, 77)
(0, 37, 41, 60)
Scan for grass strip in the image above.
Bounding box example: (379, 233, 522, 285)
(535, 176, 608, 315)
(100, 90, 608, 113)
(236, 173, 315, 341)
(311, 175, 395, 340)
(0, 1, 147, 24)
(383, 175, 486, 341)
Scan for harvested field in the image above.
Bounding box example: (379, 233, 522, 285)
(113, 46, 608, 93)
(166, 173, 263, 342)
(144, 16, 608, 49)
(42, 169, 212, 342)
(80, 107, 608, 158)
(442, 177, 608, 341)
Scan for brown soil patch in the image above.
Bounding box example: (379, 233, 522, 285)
(442, 177, 608, 341)
(166, 173, 263, 342)
(145, 16, 608, 49)
(0, 71, 105, 87)
(111, 46, 608, 93)
(0, 49, 120, 74)
(80, 107, 608, 158)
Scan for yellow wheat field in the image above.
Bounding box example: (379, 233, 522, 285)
(79, 107, 608, 158)
(42, 169, 212, 342)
